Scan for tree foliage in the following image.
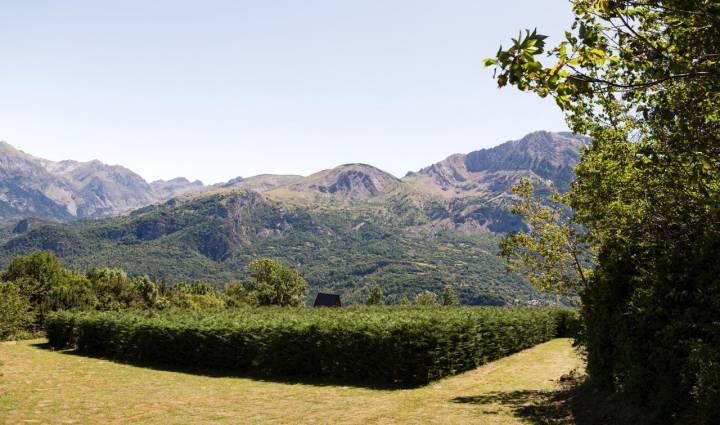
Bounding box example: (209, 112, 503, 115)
(414, 290, 438, 306)
(442, 285, 460, 306)
(4, 251, 95, 320)
(487, 0, 720, 420)
(366, 285, 384, 305)
(500, 178, 594, 295)
(246, 258, 309, 307)
(0, 281, 35, 340)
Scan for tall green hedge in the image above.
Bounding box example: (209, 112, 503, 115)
(46, 307, 575, 386)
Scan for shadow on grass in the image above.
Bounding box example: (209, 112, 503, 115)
(452, 389, 574, 425)
(29, 342, 410, 391)
(451, 375, 650, 425)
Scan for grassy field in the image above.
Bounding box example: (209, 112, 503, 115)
(0, 338, 582, 424)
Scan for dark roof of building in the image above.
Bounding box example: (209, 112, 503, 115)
(313, 292, 341, 307)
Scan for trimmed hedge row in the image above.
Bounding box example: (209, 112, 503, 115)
(46, 307, 577, 386)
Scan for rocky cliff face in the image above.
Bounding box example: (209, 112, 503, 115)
(269, 164, 402, 202)
(404, 131, 586, 197)
(0, 142, 210, 224)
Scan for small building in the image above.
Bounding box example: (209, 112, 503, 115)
(313, 292, 341, 307)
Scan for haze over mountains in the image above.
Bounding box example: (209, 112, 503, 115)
(0, 131, 585, 304)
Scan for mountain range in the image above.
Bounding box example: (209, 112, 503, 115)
(0, 131, 585, 305)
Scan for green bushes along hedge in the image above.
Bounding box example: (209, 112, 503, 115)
(46, 307, 576, 386)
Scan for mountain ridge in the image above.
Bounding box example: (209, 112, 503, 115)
(0, 131, 585, 305)
(0, 142, 297, 224)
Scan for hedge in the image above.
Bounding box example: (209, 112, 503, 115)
(46, 307, 577, 386)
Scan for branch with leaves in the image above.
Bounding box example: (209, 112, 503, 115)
(483, 1, 719, 109)
(499, 179, 595, 296)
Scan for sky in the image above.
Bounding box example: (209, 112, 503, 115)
(0, 1, 574, 184)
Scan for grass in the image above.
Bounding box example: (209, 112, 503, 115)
(0, 338, 582, 424)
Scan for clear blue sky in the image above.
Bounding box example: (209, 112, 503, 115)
(1, 1, 574, 184)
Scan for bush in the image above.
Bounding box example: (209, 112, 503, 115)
(0, 281, 35, 340)
(46, 307, 570, 386)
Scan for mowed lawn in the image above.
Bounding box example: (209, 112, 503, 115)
(0, 338, 582, 424)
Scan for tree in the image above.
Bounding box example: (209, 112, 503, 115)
(45, 271, 96, 312)
(224, 281, 258, 307)
(499, 178, 594, 295)
(486, 1, 720, 419)
(87, 268, 137, 310)
(133, 276, 160, 308)
(414, 291, 438, 306)
(169, 281, 226, 310)
(0, 281, 35, 340)
(4, 251, 95, 319)
(441, 285, 460, 306)
(245, 258, 308, 307)
(399, 296, 411, 306)
(4, 251, 65, 309)
(366, 285, 384, 305)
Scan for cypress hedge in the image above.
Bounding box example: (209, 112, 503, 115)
(46, 307, 576, 386)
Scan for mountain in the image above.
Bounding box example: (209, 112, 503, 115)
(405, 131, 585, 197)
(0, 131, 586, 305)
(267, 164, 402, 203)
(397, 131, 586, 234)
(215, 174, 303, 192)
(150, 178, 206, 199)
(0, 141, 188, 223)
(41, 159, 159, 217)
(0, 141, 77, 223)
(0, 141, 300, 225)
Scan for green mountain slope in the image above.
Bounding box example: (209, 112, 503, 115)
(0, 131, 584, 305)
(1, 190, 537, 304)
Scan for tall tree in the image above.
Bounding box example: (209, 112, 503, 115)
(441, 285, 460, 306)
(366, 285, 384, 305)
(487, 1, 720, 420)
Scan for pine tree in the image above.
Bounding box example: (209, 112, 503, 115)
(366, 285, 383, 305)
(442, 285, 460, 306)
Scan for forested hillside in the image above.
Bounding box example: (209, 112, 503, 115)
(0, 131, 584, 305)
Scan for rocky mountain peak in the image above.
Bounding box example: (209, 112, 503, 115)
(405, 131, 585, 196)
(281, 163, 401, 201)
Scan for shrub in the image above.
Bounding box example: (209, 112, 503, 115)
(46, 307, 570, 387)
